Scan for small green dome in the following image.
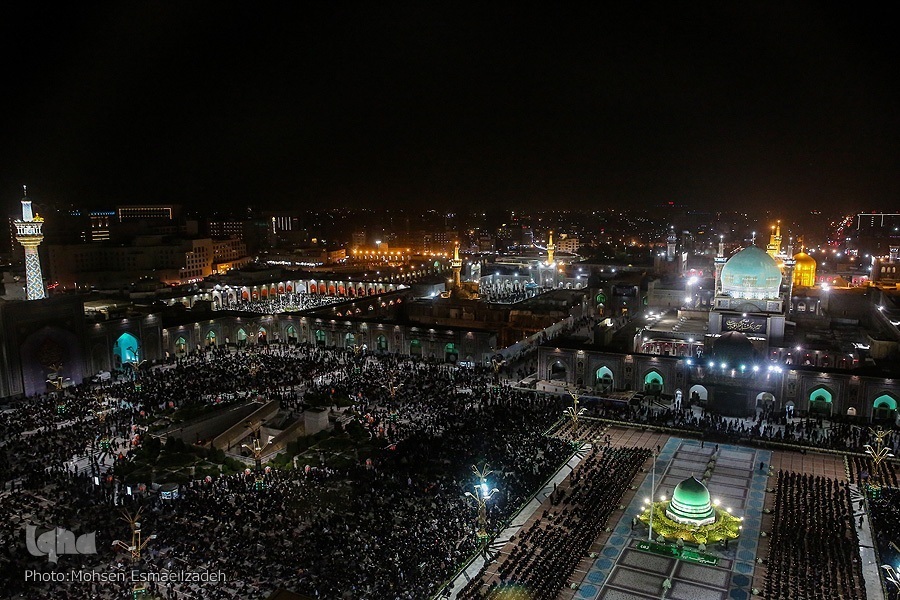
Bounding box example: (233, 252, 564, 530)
(666, 475, 715, 526)
(720, 246, 782, 300)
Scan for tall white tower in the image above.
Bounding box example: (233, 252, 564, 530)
(666, 226, 677, 261)
(451, 242, 462, 289)
(14, 186, 46, 300)
(714, 235, 727, 293)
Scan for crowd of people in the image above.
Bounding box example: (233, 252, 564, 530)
(2, 331, 899, 599)
(588, 399, 900, 455)
(215, 292, 342, 314)
(457, 446, 650, 600)
(765, 471, 865, 600)
(869, 487, 900, 599)
(2, 344, 577, 599)
(848, 453, 899, 486)
(478, 282, 539, 304)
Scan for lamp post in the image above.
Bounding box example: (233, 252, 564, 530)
(564, 385, 586, 430)
(112, 508, 157, 598)
(243, 433, 275, 472)
(648, 450, 658, 540)
(464, 464, 499, 540)
(383, 370, 402, 399)
(882, 565, 900, 599)
(864, 426, 894, 488)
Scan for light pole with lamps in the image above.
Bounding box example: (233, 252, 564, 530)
(647, 450, 658, 540)
(464, 464, 499, 540)
(564, 385, 586, 430)
(864, 426, 894, 488)
(883, 565, 900, 598)
(112, 508, 157, 598)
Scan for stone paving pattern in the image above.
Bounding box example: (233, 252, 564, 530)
(569, 434, 770, 600)
(454, 424, 866, 600)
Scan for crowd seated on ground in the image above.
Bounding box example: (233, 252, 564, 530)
(3, 332, 899, 598)
(457, 446, 650, 600)
(869, 487, 900, 599)
(1, 345, 573, 599)
(765, 471, 865, 600)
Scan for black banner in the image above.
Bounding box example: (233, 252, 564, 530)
(722, 315, 767, 334)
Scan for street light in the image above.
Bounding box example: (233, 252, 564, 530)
(464, 464, 499, 540)
(243, 422, 276, 473)
(864, 426, 894, 487)
(112, 508, 157, 598)
(648, 449, 658, 540)
(882, 565, 900, 596)
(564, 385, 586, 430)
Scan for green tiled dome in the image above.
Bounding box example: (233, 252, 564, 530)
(720, 246, 782, 300)
(666, 475, 715, 526)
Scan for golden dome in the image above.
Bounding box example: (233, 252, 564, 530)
(792, 251, 817, 288)
(793, 251, 816, 267)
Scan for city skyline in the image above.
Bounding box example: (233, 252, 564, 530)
(0, 4, 898, 214)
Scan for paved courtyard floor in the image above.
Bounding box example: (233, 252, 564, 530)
(568, 436, 771, 600)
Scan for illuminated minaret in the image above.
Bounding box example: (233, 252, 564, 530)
(766, 221, 782, 258)
(546, 231, 555, 265)
(714, 235, 726, 293)
(783, 236, 796, 311)
(666, 226, 677, 261)
(451, 241, 462, 289)
(14, 186, 46, 300)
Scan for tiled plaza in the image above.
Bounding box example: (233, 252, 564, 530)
(570, 436, 771, 600)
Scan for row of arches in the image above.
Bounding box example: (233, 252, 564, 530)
(310, 331, 461, 361)
(548, 361, 667, 395)
(165, 322, 472, 363)
(806, 386, 898, 419)
(546, 358, 899, 419)
(209, 281, 401, 305)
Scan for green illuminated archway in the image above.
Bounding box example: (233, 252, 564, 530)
(874, 394, 897, 411)
(595, 366, 614, 392)
(115, 332, 140, 365)
(808, 386, 833, 416)
(644, 370, 663, 393)
(809, 386, 833, 404)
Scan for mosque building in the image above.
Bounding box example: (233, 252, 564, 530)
(540, 222, 900, 422)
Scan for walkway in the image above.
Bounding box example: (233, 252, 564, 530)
(447, 443, 592, 599)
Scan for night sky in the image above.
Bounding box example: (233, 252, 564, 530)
(1, 3, 897, 215)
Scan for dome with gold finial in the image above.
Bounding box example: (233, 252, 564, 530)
(720, 246, 782, 300)
(793, 250, 816, 288)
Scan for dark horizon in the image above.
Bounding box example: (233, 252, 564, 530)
(1, 3, 898, 215)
